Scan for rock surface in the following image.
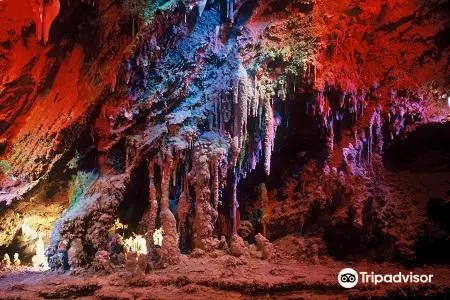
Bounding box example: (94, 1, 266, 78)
(0, 0, 448, 286)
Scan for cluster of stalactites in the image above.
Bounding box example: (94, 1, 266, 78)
(231, 70, 283, 178)
(342, 108, 384, 176)
(306, 87, 370, 161)
(139, 68, 284, 249)
(387, 91, 425, 140)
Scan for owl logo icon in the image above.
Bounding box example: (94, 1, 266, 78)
(338, 268, 358, 288)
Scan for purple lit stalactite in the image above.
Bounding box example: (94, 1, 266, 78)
(264, 96, 274, 176)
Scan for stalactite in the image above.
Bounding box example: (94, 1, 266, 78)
(368, 107, 383, 164)
(264, 94, 274, 176)
(327, 120, 334, 158)
(125, 61, 132, 85)
(356, 138, 364, 167)
(198, 0, 207, 17)
(226, 0, 234, 23)
(370, 107, 383, 154)
(214, 25, 220, 53)
(237, 65, 249, 148)
(30, 0, 60, 44)
(352, 94, 358, 121)
(318, 91, 324, 114)
(339, 92, 345, 108)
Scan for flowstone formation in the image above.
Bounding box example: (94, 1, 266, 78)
(0, 0, 449, 275)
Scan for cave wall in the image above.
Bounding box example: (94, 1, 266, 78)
(0, 0, 448, 268)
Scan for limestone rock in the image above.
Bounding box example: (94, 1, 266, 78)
(92, 250, 112, 273)
(67, 238, 84, 268)
(229, 234, 246, 257)
(190, 248, 206, 258)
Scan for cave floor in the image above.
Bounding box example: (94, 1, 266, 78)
(1, 255, 449, 299)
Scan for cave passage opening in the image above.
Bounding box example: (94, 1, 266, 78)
(383, 122, 450, 265)
(118, 160, 150, 237)
(236, 92, 328, 242)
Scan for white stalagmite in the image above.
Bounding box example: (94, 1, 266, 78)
(32, 234, 49, 270)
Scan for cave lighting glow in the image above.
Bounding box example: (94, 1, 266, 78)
(21, 220, 49, 270)
(124, 234, 147, 255)
(32, 234, 49, 271)
(153, 228, 163, 247)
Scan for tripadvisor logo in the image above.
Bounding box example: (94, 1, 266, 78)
(338, 268, 434, 289)
(338, 268, 358, 288)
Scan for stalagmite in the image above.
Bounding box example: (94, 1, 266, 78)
(13, 253, 20, 266)
(159, 153, 180, 264)
(32, 234, 49, 270)
(232, 175, 238, 234)
(146, 162, 158, 250)
(212, 159, 220, 211)
(260, 183, 269, 237)
(189, 146, 214, 249)
(176, 189, 190, 238)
